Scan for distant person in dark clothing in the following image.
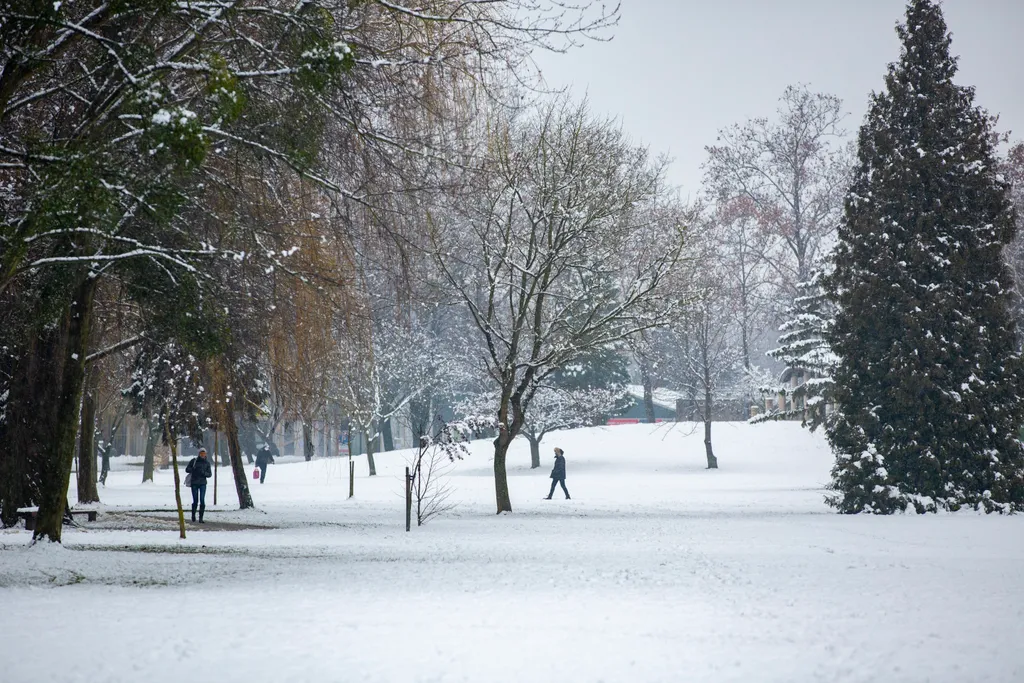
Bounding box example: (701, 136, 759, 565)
(545, 447, 570, 500)
(185, 448, 212, 522)
(255, 445, 275, 484)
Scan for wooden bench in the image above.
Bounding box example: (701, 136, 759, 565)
(16, 507, 98, 531)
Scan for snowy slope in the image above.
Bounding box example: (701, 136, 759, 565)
(1, 422, 1022, 683)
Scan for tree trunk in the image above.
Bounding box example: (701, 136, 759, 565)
(493, 431, 513, 513)
(76, 372, 99, 504)
(382, 412, 395, 452)
(33, 275, 96, 543)
(492, 391, 529, 513)
(142, 417, 158, 483)
(98, 409, 124, 485)
(0, 322, 63, 527)
(165, 422, 187, 539)
(302, 421, 314, 461)
(704, 384, 718, 470)
(0, 433, 33, 527)
(641, 356, 656, 423)
(526, 432, 541, 469)
(223, 408, 254, 509)
(364, 429, 377, 476)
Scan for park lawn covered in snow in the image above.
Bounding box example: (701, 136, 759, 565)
(1, 422, 1022, 683)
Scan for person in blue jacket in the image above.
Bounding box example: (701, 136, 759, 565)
(545, 447, 570, 500)
(185, 448, 212, 522)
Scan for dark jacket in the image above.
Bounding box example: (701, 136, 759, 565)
(255, 448, 275, 468)
(186, 456, 212, 486)
(550, 454, 566, 480)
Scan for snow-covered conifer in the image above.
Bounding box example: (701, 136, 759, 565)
(758, 275, 836, 430)
(825, 0, 1024, 513)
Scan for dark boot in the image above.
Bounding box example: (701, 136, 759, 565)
(191, 505, 196, 522)
(198, 506, 205, 523)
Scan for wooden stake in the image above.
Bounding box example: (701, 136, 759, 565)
(405, 467, 412, 532)
(348, 456, 354, 499)
(213, 429, 218, 506)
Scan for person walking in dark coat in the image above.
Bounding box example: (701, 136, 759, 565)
(255, 445, 275, 484)
(545, 447, 570, 500)
(185, 448, 213, 522)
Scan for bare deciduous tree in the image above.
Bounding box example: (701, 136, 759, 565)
(712, 198, 780, 371)
(432, 98, 683, 513)
(704, 85, 850, 291)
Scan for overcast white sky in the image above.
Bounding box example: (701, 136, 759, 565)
(531, 0, 1024, 197)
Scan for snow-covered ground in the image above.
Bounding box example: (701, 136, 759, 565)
(2, 422, 1022, 683)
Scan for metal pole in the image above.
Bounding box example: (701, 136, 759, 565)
(348, 455, 354, 499)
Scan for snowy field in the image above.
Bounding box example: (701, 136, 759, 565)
(2, 422, 1023, 683)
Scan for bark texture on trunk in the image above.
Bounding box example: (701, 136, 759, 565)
(98, 409, 124, 486)
(382, 414, 394, 452)
(701, 338, 719, 470)
(33, 275, 96, 542)
(493, 433, 512, 513)
(703, 385, 718, 469)
(142, 418, 158, 482)
(0, 324, 61, 527)
(703, 420, 718, 469)
(223, 408, 254, 509)
(365, 430, 377, 476)
(76, 372, 99, 504)
(0, 440, 32, 527)
(527, 434, 541, 469)
(302, 422, 314, 461)
(492, 390, 527, 513)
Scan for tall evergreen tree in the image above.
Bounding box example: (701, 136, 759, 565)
(825, 0, 1024, 513)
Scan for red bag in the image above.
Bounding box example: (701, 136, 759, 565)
(252, 468, 260, 480)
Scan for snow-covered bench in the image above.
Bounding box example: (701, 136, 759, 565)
(16, 507, 97, 531)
